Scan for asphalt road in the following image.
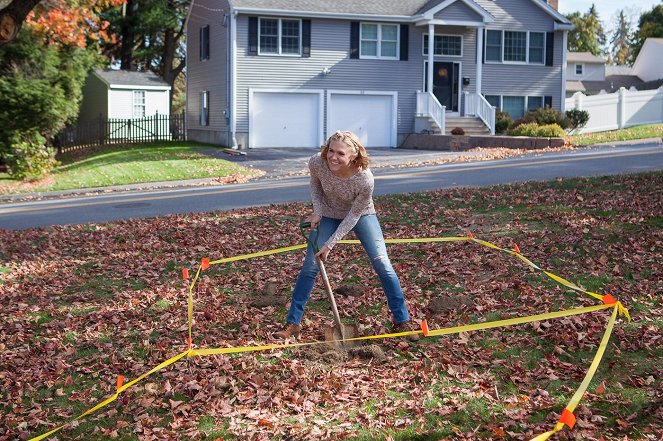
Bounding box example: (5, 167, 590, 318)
(1, 143, 661, 230)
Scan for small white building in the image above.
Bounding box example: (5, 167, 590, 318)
(630, 38, 663, 82)
(78, 69, 171, 122)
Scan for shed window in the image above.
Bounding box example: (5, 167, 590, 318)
(200, 91, 209, 126)
(575, 64, 583, 75)
(133, 91, 145, 118)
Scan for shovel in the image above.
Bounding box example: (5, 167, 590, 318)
(300, 222, 359, 348)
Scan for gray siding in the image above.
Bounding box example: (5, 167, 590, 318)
(235, 17, 423, 138)
(186, 0, 231, 145)
(475, 0, 564, 109)
(434, 1, 483, 22)
(78, 74, 109, 121)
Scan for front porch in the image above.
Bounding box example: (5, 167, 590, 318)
(415, 91, 496, 135)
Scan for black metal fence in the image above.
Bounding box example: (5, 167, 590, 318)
(56, 112, 186, 154)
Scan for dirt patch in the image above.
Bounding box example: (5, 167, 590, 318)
(334, 284, 364, 297)
(249, 282, 287, 308)
(427, 295, 474, 313)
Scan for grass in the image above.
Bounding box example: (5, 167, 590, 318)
(567, 123, 663, 146)
(0, 141, 257, 194)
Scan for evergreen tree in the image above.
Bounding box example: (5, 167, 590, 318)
(633, 4, 663, 58)
(566, 4, 608, 56)
(610, 10, 634, 65)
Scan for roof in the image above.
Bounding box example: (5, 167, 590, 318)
(566, 75, 644, 94)
(227, 0, 570, 22)
(605, 65, 631, 76)
(93, 69, 171, 89)
(567, 52, 605, 64)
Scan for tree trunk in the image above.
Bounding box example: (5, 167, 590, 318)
(120, 0, 136, 70)
(0, 0, 42, 46)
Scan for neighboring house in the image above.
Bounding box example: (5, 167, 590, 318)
(78, 69, 171, 122)
(186, 0, 573, 148)
(566, 52, 644, 96)
(630, 38, 663, 83)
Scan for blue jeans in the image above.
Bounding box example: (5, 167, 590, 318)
(286, 215, 411, 325)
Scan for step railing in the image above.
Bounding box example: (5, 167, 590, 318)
(416, 91, 446, 134)
(463, 92, 495, 135)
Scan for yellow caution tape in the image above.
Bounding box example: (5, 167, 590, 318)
(531, 304, 619, 441)
(30, 234, 631, 440)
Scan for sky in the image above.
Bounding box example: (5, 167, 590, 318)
(558, 0, 662, 31)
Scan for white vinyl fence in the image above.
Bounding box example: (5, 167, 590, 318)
(565, 87, 663, 134)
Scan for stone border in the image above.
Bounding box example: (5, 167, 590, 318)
(402, 134, 566, 151)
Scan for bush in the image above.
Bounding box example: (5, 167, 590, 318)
(4, 131, 59, 181)
(535, 124, 566, 137)
(566, 109, 590, 131)
(508, 122, 540, 137)
(508, 116, 535, 132)
(525, 107, 571, 129)
(450, 127, 465, 135)
(495, 111, 512, 134)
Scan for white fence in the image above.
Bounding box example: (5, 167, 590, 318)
(565, 87, 663, 134)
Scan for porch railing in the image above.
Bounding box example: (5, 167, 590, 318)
(464, 92, 496, 135)
(416, 91, 446, 134)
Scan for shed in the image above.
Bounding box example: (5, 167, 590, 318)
(78, 69, 171, 122)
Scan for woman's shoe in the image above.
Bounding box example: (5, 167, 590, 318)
(392, 321, 420, 342)
(275, 324, 301, 339)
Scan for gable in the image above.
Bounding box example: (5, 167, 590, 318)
(433, 1, 484, 22)
(475, 0, 556, 30)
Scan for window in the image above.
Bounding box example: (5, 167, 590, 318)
(502, 96, 526, 119)
(486, 30, 547, 64)
(484, 95, 501, 109)
(259, 18, 301, 55)
(529, 32, 545, 64)
(575, 64, 583, 75)
(133, 91, 145, 118)
(527, 96, 543, 111)
(504, 31, 526, 62)
(486, 30, 502, 62)
(360, 23, 399, 59)
(200, 91, 209, 126)
(423, 34, 462, 57)
(200, 25, 210, 60)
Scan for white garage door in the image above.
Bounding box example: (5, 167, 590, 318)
(328, 93, 396, 147)
(250, 91, 322, 148)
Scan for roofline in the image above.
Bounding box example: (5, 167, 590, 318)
(416, 0, 494, 23)
(555, 22, 574, 31)
(232, 7, 413, 22)
(109, 84, 171, 91)
(531, 0, 571, 24)
(415, 18, 488, 27)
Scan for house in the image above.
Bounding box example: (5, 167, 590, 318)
(78, 69, 171, 122)
(186, 0, 573, 148)
(630, 38, 663, 83)
(566, 52, 644, 96)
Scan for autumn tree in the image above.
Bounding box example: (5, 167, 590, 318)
(566, 4, 608, 56)
(610, 10, 634, 65)
(633, 4, 663, 58)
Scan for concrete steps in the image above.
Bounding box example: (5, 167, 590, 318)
(445, 116, 491, 136)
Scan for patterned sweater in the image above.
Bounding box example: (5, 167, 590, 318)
(309, 153, 376, 249)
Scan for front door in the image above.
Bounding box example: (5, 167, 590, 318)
(424, 61, 459, 112)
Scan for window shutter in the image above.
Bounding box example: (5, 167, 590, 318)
(248, 17, 258, 55)
(199, 27, 203, 60)
(302, 19, 311, 58)
(544, 96, 552, 108)
(350, 22, 359, 59)
(545, 32, 554, 66)
(399, 24, 408, 60)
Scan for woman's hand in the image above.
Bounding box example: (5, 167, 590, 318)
(308, 213, 321, 230)
(315, 245, 331, 262)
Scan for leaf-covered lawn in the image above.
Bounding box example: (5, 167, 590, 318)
(1, 172, 661, 440)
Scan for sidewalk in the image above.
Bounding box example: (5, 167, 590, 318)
(0, 147, 486, 203)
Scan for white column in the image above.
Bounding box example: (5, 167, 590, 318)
(427, 24, 434, 98)
(476, 25, 483, 94)
(561, 31, 568, 112)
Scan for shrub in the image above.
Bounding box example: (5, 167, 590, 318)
(508, 122, 540, 137)
(535, 124, 566, 137)
(450, 127, 465, 135)
(4, 131, 59, 181)
(566, 109, 590, 131)
(508, 116, 535, 132)
(495, 111, 512, 134)
(525, 107, 571, 129)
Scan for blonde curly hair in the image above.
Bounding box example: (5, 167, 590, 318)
(320, 130, 370, 170)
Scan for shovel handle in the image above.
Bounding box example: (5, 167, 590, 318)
(316, 256, 345, 340)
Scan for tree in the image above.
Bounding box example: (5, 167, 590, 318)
(610, 10, 634, 65)
(0, 0, 41, 46)
(633, 4, 663, 58)
(566, 4, 608, 56)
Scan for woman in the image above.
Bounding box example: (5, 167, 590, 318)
(276, 130, 418, 340)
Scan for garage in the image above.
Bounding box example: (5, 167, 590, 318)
(327, 91, 397, 147)
(249, 90, 323, 148)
